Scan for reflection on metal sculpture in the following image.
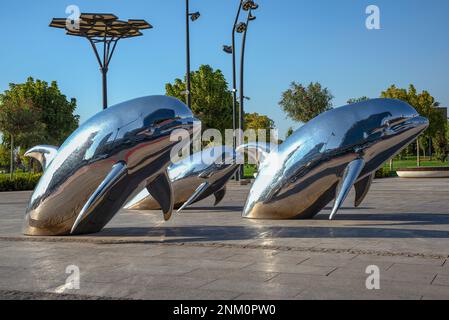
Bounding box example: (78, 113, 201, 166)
(25, 146, 58, 171)
(125, 146, 240, 211)
(23, 96, 196, 236)
(243, 98, 429, 220)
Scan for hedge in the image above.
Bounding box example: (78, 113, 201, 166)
(0, 173, 42, 192)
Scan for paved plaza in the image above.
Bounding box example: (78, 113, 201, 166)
(0, 178, 449, 300)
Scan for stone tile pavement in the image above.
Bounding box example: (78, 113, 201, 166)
(0, 178, 448, 300)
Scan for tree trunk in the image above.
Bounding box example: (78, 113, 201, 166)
(417, 138, 421, 167)
(10, 134, 14, 179)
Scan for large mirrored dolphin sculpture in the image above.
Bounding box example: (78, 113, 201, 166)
(243, 98, 429, 220)
(23, 95, 196, 236)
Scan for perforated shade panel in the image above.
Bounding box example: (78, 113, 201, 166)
(49, 13, 152, 40)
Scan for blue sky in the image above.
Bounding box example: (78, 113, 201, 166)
(1, 0, 449, 138)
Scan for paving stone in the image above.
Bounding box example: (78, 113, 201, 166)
(200, 279, 302, 298)
(1, 178, 449, 299)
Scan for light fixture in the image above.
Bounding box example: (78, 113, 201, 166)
(242, 0, 255, 11)
(190, 12, 201, 22)
(236, 22, 247, 33)
(248, 13, 256, 21)
(223, 45, 233, 54)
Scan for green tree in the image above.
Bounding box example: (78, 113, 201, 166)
(381, 85, 447, 164)
(347, 96, 369, 104)
(0, 94, 44, 177)
(166, 65, 233, 134)
(279, 82, 333, 123)
(1, 77, 79, 147)
(244, 112, 275, 142)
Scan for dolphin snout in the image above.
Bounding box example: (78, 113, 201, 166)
(413, 116, 429, 130)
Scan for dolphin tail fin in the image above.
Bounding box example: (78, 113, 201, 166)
(330, 159, 365, 220)
(214, 187, 227, 206)
(146, 170, 174, 221)
(71, 162, 128, 234)
(177, 182, 209, 212)
(236, 143, 272, 165)
(354, 173, 374, 208)
(24, 145, 59, 171)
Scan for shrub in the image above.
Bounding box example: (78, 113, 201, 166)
(0, 173, 42, 192)
(375, 167, 395, 179)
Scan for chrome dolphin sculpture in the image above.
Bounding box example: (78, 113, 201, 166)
(124, 145, 241, 211)
(124, 142, 276, 212)
(243, 98, 429, 220)
(24, 95, 196, 236)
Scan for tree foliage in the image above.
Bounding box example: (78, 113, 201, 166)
(0, 77, 79, 148)
(244, 112, 276, 142)
(166, 65, 233, 134)
(279, 82, 333, 123)
(381, 84, 448, 162)
(347, 96, 369, 104)
(244, 112, 274, 131)
(0, 94, 45, 149)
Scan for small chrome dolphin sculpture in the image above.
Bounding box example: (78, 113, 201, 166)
(243, 98, 429, 220)
(125, 145, 240, 211)
(124, 143, 275, 211)
(24, 96, 196, 236)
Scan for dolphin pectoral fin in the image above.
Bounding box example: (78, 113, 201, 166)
(24, 145, 59, 171)
(330, 159, 365, 220)
(354, 173, 375, 208)
(214, 187, 227, 206)
(146, 170, 174, 221)
(177, 182, 209, 212)
(71, 162, 128, 234)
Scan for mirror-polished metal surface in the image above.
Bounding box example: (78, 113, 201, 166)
(24, 146, 58, 171)
(125, 145, 241, 211)
(24, 95, 196, 236)
(243, 98, 429, 220)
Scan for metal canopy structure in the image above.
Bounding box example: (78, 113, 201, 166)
(50, 13, 152, 109)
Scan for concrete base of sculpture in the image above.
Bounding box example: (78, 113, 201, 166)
(397, 167, 449, 178)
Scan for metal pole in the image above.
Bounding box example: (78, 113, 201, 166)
(238, 11, 251, 179)
(186, 0, 192, 109)
(102, 67, 108, 110)
(232, 1, 243, 181)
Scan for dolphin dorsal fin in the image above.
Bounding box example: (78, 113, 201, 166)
(330, 158, 365, 220)
(24, 145, 59, 171)
(213, 187, 227, 206)
(177, 182, 209, 212)
(71, 162, 128, 234)
(146, 170, 174, 221)
(354, 173, 374, 208)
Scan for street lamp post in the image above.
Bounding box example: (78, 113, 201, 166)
(237, 1, 258, 179)
(50, 13, 152, 110)
(186, 1, 201, 109)
(232, 1, 244, 154)
(224, 0, 258, 181)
